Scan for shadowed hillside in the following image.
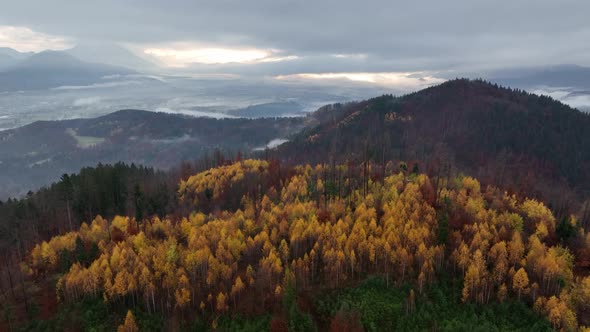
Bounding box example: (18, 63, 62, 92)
(0, 110, 306, 198)
(275, 79, 590, 214)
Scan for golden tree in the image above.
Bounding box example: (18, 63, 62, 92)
(117, 310, 139, 332)
(512, 267, 529, 300)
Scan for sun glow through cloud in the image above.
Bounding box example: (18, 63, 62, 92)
(275, 72, 445, 88)
(332, 53, 368, 59)
(144, 46, 289, 66)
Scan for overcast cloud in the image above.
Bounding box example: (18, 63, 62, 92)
(1, 0, 589, 76)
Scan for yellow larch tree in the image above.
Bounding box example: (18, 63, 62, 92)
(117, 310, 139, 332)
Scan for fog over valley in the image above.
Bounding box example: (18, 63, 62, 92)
(1, 44, 590, 131)
(0, 73, 385, 129)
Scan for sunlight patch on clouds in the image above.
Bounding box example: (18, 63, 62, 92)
(0, 26, 72, 52)
(144, 44, 296, 67)
(258, 55, 299, 63)
(332, 53, 368, 59)
(52, 81, 141, 90)
(275, 72, 445, 88)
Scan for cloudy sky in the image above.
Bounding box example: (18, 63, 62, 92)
(1, 0, 590, 86)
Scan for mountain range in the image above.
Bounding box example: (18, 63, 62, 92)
(0, 47, 33, 70)
(65, 42, 158, 71)
(1, 45, 590, 106)
(1, 79, 589, 216)
(0, 50, 135, 91)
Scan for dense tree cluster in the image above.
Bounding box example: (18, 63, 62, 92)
(0, 163, 176, 254)
(22, 159, 590, 330)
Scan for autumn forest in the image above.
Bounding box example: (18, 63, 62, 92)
(8, 158, 590, 331)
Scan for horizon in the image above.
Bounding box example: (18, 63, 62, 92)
(2, 1, 590, 93)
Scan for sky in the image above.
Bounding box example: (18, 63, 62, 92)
(1, 0, 590, 87)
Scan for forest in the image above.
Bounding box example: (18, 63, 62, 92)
(0, 109, 306, 199)
(4, 159, 590, 331)
(275, 79, 590, 220)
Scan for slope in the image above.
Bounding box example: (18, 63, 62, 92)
(275, 79, 590, 212)
(0, 50, 135, 91)
(0, 109, 305, 198)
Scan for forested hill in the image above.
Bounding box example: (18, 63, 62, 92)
(0, 109, 306, 199)
(275, 79, 590, 213)
(18, 160, 587, 330)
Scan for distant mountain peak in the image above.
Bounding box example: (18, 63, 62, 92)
(0, 47, 34, 59)
(66, 42, 157, 70)
(0, 49, 135, 91)
(18, 50, 83, 67)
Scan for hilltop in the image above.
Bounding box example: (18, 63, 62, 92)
(276, 79, 590, 213)
(12, 160, 590, 331)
